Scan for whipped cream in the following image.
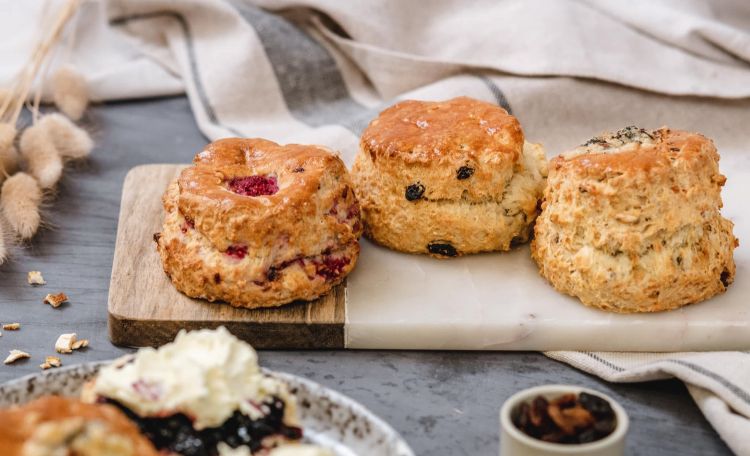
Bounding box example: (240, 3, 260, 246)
(268, 444, 334, 456)
(93, 327, 295, 430)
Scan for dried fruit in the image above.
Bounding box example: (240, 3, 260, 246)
(511, 392, 616, 444)
(4, 349, 30, 364)
(228, 175, 278, 197)
(456, 166, 474, 180)
(27, 270, 46, 285)
(720, 269, 731, 288)
(404, 183, 425, 201)
(55, 333, 77, 354)
(72, 338, 89, 350)
(44, 292, 68, 308)
(225, 245, 248, 260)
(314, 256, 350, 280)
(40, 355, 62, 370)
(427, 241, 458, 257)
(578, 392, 614, 417)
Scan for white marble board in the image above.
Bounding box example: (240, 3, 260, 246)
(344, 152, 750, 351)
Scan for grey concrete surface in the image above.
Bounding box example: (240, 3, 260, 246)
(0, 97, 731, 455)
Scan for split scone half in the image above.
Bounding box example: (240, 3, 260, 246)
(0, 396, 159, 456)
(531, 126, 738, 313)
(155, 138, 363, 308)
(351, 96, 548, 257)
(83, 327, 310, 455)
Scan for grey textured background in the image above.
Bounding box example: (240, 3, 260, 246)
(0, 97, 731, 455)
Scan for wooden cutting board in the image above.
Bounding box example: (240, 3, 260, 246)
(108, 164, 345, 349)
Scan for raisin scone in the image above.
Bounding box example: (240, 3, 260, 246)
(0, 396, 159, 456)
(351, 96, 548, 257)
(531, 126, 737, 313)
(83, 327, 307, 456)
(155, 138, 362, 308)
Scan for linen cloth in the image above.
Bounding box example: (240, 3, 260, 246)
(2, 0, 750, 453)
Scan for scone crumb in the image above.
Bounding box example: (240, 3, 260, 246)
(40, 355, 62, 369)
(28, 271, 46, 285)
(72, 338, 89, 350)
(43, 292, 68, 308)
(2, 322, 20, 330)
(55, 333, 77, 354)
(4, 349, 31, 364)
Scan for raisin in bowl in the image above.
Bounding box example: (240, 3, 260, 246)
(500, 385, 628, 456)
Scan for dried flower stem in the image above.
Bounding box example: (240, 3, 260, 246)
(0, 0, 81, 126)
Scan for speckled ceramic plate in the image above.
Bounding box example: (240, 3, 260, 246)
(0, 362, 414, 456)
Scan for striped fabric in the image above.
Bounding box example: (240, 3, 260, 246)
(3, 0, 750, 453)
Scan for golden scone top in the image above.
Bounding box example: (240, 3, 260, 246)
(555, 126, 722, 179)
(175, 138, 357, 251)
(183, 138, 343, 209)
(361, 96, 524, 163)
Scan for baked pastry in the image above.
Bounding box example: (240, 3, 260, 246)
(351, 96, 547, 257)
(85, 327, 305, 455)
(155, 138, 362, 308)
(531, 126, 737, 313)
(0, 396, 158, 456)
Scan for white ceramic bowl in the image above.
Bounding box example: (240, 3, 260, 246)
(500, 385, 628, 456)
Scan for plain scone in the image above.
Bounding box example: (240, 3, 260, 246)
(155, 138, 363, 309)
(351, 96, 548, 257)
(531, 126, 737, 313)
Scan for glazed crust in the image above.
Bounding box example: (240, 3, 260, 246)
(155, 138, 362, 308)
(0, 396, 158, 456)
(531, 126, 738, 313)
(352, 97, 548, 257)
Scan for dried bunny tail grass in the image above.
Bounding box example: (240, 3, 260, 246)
(0, 145, 19, 182)
(1, 172, 42, 240)
(51, 65, 88, 121)
(20, 124, 63, 189)
(0, 122, 16, 152)
(0, 216, 9, 264)
(38, 113, 92, 159)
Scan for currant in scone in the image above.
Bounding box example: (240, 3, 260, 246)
(155, 138, 363, 309)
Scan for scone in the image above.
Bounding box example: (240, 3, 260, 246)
(0, 396, 159, 456)
(351, 96, 548, 257)
(85, 327, 304, 455)
(155, 138, 362, 308)
(531, 126, 737, 313)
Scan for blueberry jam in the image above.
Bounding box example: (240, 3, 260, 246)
(228, 176, 279, 197)
(314, 256, 350, 280)
(225, 245, 248, 259)
(103, 397, 301, 456)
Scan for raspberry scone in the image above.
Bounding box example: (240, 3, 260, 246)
(531, 126, 737, 313)
(351, 96, 547, 257)
(155, 138, 362, 308)
(84, 327, 308, 456)
(0, 396, 159, 456)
